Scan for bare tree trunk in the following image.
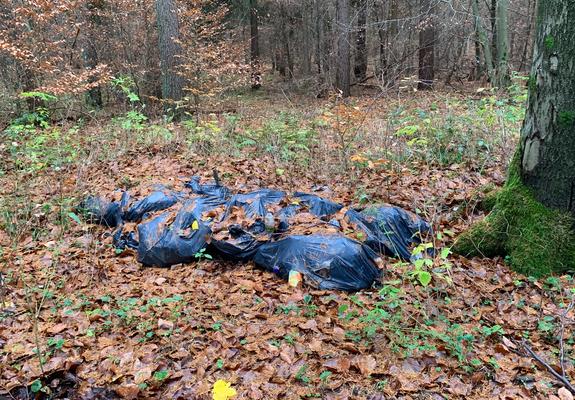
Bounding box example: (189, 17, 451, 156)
(314, 0, 322, 74)
(353, 0, 367, 81)
(472, 0, 495, 83)
(518, 0, 534, 72)
(155, 0, 184, 107)
(301, 1, 312, 75)
(384, 0, 403, 87)
(418, 0, 434, 90)
(250, 0, 261, 89)
(83, 0, 104, 108)
(490, 0, 497, 61)
(336, 0, 351, 97)
(278, 4, 293, 81)
(376, 0, 386, 80)
(495, 0, 511, 88)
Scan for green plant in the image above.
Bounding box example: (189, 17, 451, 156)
(47, 337, 65, 350)
(283, 333, 296, 345)
(183, 117, 222, 152)
(319, 370, 332, 384)
(194, 248, 213, 261)
(30, 379, 48, 394)
(302, 294, 318, 318)
(275, 303, 300, 316)
(114, 110, 147, 132)
(295, 364, 311, 384)
(112, 76, 141, 104)
(110, 76, 149, 139)
(153, 369, 170, 381)
(537, 316, 556, 334)
(408, 242, 453, 287)
(480, 324, 504, 337)
(244, 112, 318, 165)
(211, 322, 222, 331)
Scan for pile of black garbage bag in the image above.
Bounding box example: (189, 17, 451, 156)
(80, 176, 431, 291)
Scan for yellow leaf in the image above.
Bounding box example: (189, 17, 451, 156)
(191, 220, 199, 230)
(212, 380, 237, 400)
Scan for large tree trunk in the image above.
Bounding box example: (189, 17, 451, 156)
(520, 5, 575, 213)
(249, 0, 261, 89)
(336, 0, 351, 97)
(353, 0, 367, 81)
(155, 0, 184, 106)
(454, 0, 575, 276)
(417, 0, 435, 90)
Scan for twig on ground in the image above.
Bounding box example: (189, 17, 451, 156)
(559, 295, 575, 378)
(521, 339, 575, 394)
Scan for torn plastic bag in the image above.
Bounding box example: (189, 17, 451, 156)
(345, 205, 431, 260)
(210, 221, 268, 262)
(253, 235, 382, 291)
(186, 176, 231, 200)
(191, 195, 230, 223)
(137, 200, 211, 267)
(293, 192, 342, 217)
(124, 189, 179, 222)
(275, 193, 342, 231)
(226, 189, 286, 218)
(77, 194, 128, 228)
(113, 227, 139, 250)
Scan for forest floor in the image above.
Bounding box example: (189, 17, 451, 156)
(2, 85, 575, 399)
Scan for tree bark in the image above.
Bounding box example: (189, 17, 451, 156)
(454, 0, 575, 277)
(314, 0, 322, 74)
(249, 0, 261, 89)
(494, 0, 511, 88)
(155, 0, 184, 106)
(472, 0, 495, 83)
(376, 0, 386, 81)
(83, 0, 104, 108)
(336, 0, 351, 97)
(278, 3, 293, 81)
(418, 0, 434, 90)
(353, 0, 367, 81)
(518, 0, 534, 72)
(520, 1, 575, 213)
(490, 0, 497, 62)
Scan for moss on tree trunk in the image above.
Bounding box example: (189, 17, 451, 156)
(455, 0, 575, 277)
(454, 152, 575, 277)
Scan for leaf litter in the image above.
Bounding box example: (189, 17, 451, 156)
(1, 112, 574, 399)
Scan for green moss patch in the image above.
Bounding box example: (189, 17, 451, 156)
(454, 153, 575, 277)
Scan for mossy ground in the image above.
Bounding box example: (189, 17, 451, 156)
(454, 154, 575, 277)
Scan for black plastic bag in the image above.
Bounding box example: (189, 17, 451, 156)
(77, 195, 125, 228)
(209, 221, 268, 262)
(345, 205, 431, 260)
(293, 192, 342, 217)
(253, 235, 382, 291)
(186, 176, 231, 200)
(275, 193, 342, 231)
(137, 200, 211, 267)
(226, 189, 286, 218)
(124, 189, 179, 222)
(112, 227, 139, 250)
